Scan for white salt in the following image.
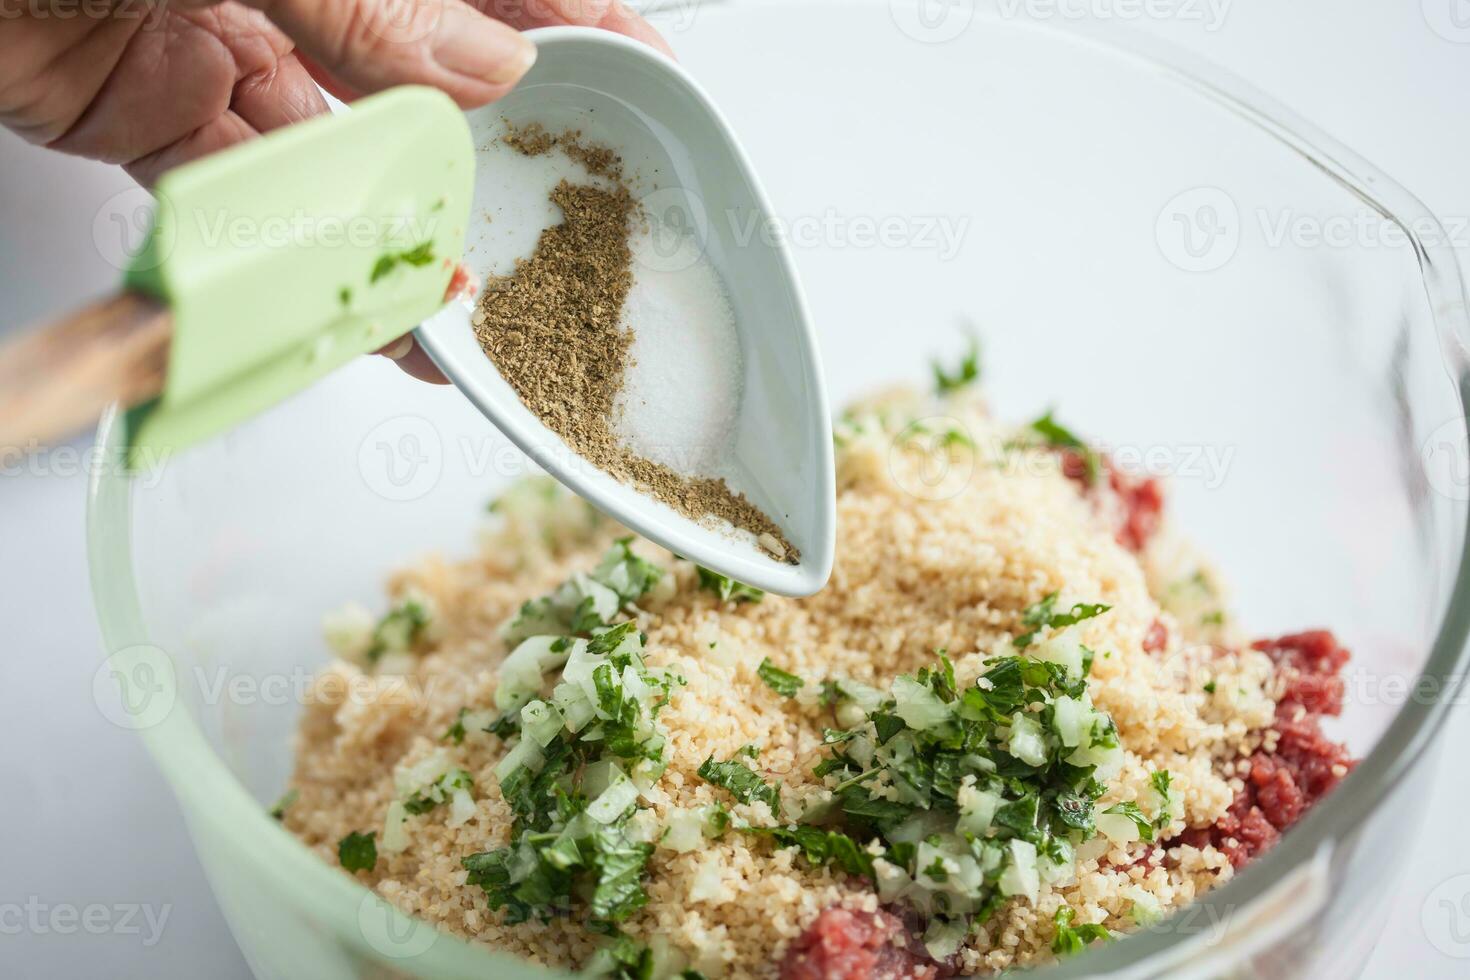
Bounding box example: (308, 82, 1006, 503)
(612, 220, 743, 477)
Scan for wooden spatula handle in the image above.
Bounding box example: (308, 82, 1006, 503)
(0, 292, 172, 450)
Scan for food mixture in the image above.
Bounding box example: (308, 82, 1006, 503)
(281, 351, 1354, 978)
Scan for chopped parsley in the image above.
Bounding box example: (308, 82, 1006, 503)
(1051, 905, 1111, 956)
(1202, 680, 1217, 694)
(403, 769, 473, 815)
(932, 333, 982, 394)
(366, 594, 432, 663)
(1029, 410, 1101, 485)
(443, 708, 468, 744)
(795, 630, 1130, 942)
(741, 825, 874, 879)
(1151, 770, 1174, 830)
(593, 538, 664, 605)
(697, 753, 781, 813)
(461, 542, 681, 926)
(757, 657, 805, 698)
(369, 241, 436, 283)
(337, 831, 377, 872)
(695, 566, 764, 603)
(1104, 801, 1155, 843)
(1014, 591, 1111, 649)
(269, 788, 297, 821)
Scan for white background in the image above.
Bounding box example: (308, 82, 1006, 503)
(2, 1, 1469, 976)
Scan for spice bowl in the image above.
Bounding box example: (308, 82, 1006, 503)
(414, 26, 836, 598)
(88, 3, 1469, 979)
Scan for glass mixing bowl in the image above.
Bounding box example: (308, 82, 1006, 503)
(88, 2, 1470, 977)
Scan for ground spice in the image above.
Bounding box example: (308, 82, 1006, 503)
(473, 125, 796, 561)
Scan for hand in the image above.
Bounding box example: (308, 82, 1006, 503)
(0, 0, 671, 382)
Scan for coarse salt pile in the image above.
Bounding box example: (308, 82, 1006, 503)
(613, 219, 743, 477)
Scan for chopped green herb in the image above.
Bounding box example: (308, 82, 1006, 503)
(696, 566, 764, 604)
(1014, 591, 1111, 648)
(592, 538, 663, 605)
(1029, 410, 1101, 485)
(1104, 801, 1155, 843)
(742, 825, 874, 879)
(366, 595, 432, 663)
(1051, 905, 1111, 956)
(369, 241, 436, 284)
(269, 788, 298, 821)
(1202, 680, 1217, 694)
(1150, 770, 1173, 830)
(932, 332, 982, 394)
(757, 657, 805, 698)
(697, 754, 780, 813)
(338, 286, 351, 306)
(402, 769, 473, 815)
(338, 831, 377, 872)
(444, 708, 469, 744)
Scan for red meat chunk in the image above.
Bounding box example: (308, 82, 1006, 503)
(1055, 449, 1165, 553)
(1180, 631, 1355, 868)
(781, 908, 953, 980)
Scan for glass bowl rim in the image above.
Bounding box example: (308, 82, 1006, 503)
(87, 8, 1470, 976)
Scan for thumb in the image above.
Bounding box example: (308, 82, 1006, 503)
(245, 0, 537, 108)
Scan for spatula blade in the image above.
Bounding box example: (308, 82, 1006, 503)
(124, 85, 474, 462)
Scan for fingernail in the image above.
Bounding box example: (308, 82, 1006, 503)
(433, 10, 537, 86)
(382, 335, 414, 360)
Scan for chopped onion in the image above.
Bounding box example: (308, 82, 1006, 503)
(494, 738, 545, 783)
(1096, 811, 1141, 845)
(447, 788, 476, 828)
(1007, 712, 1048, 767)
(1052, 695, 1087, 748)
(520, 699, 565, 747)
(997, 839, 1039, 903)
(892, 676, 952, 730)
(381, 800, 409, 854)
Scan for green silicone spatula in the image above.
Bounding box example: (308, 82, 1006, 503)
(0, 85, 474, 461)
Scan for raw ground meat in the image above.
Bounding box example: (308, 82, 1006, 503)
(1179, 631, 1355, 867)
(781, 908, 955, 980)
(1057, 450, 1165, 553)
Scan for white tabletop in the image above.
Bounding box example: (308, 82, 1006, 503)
(2, 2, 1467, 976)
